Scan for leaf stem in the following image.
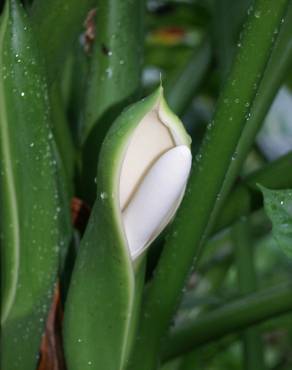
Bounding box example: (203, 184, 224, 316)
(232, 194, 264, 370)
(127, 2, 290, 369)
(208, 1, 292, 233)
(163, 281, 292, 361)
(165, 39, 212, 116)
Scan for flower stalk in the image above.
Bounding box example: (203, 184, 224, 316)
(64, 88, 192, 370)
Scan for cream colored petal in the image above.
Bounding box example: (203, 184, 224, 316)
(122, 145, 192, 259)
(119, 108, 175, 211)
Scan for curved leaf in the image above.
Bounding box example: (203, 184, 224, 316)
(0, 1, 61, 368)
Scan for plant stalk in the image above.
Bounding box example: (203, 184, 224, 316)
(163, 282, 292, 361)
(165, 39, 212, 116)
(127, 2, 290, 369)
(232, 194, 264, 370)
(209, 1, 292, 234)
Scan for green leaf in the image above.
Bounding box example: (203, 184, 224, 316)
(0, 1, 61, 368)
(80, 0, 144, 203)
(260, 185, 292, 257)
(49, 82, 75, 194)
(30, 0, 95, 83)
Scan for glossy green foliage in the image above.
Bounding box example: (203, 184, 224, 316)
(164, 282, 292, 361)
(49, 82, 75, 193)
(210, 1, 292, 231)
(64, 91, 162, 370)
(164, 40, 211, 116)
(81, 0, 144, 141)
(1, 0, 292, 369)
(232, 210, 264, 370)
(216, 151, 292, 232)
(0, 1, 61, 369)
(81, 0, 144, 203)
(30, 0, 95, 83)
(260, 186, 292, 257)
(127, 1, 290, 369)
(213, 0, 252, 81)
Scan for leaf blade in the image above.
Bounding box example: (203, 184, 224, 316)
(0, 1, 62, 368)
(260, 185, 292, 257)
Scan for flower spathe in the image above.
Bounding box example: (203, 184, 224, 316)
(118, 87, 192, 260)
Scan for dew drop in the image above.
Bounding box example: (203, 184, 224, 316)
(100, 192, 108, 200)
(195, 153, 202, 162)
(206, 122, 213, 130)
(247, 5, 253, 15)
(105, 67, 113, 78)
(254, 10, 261, 18)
